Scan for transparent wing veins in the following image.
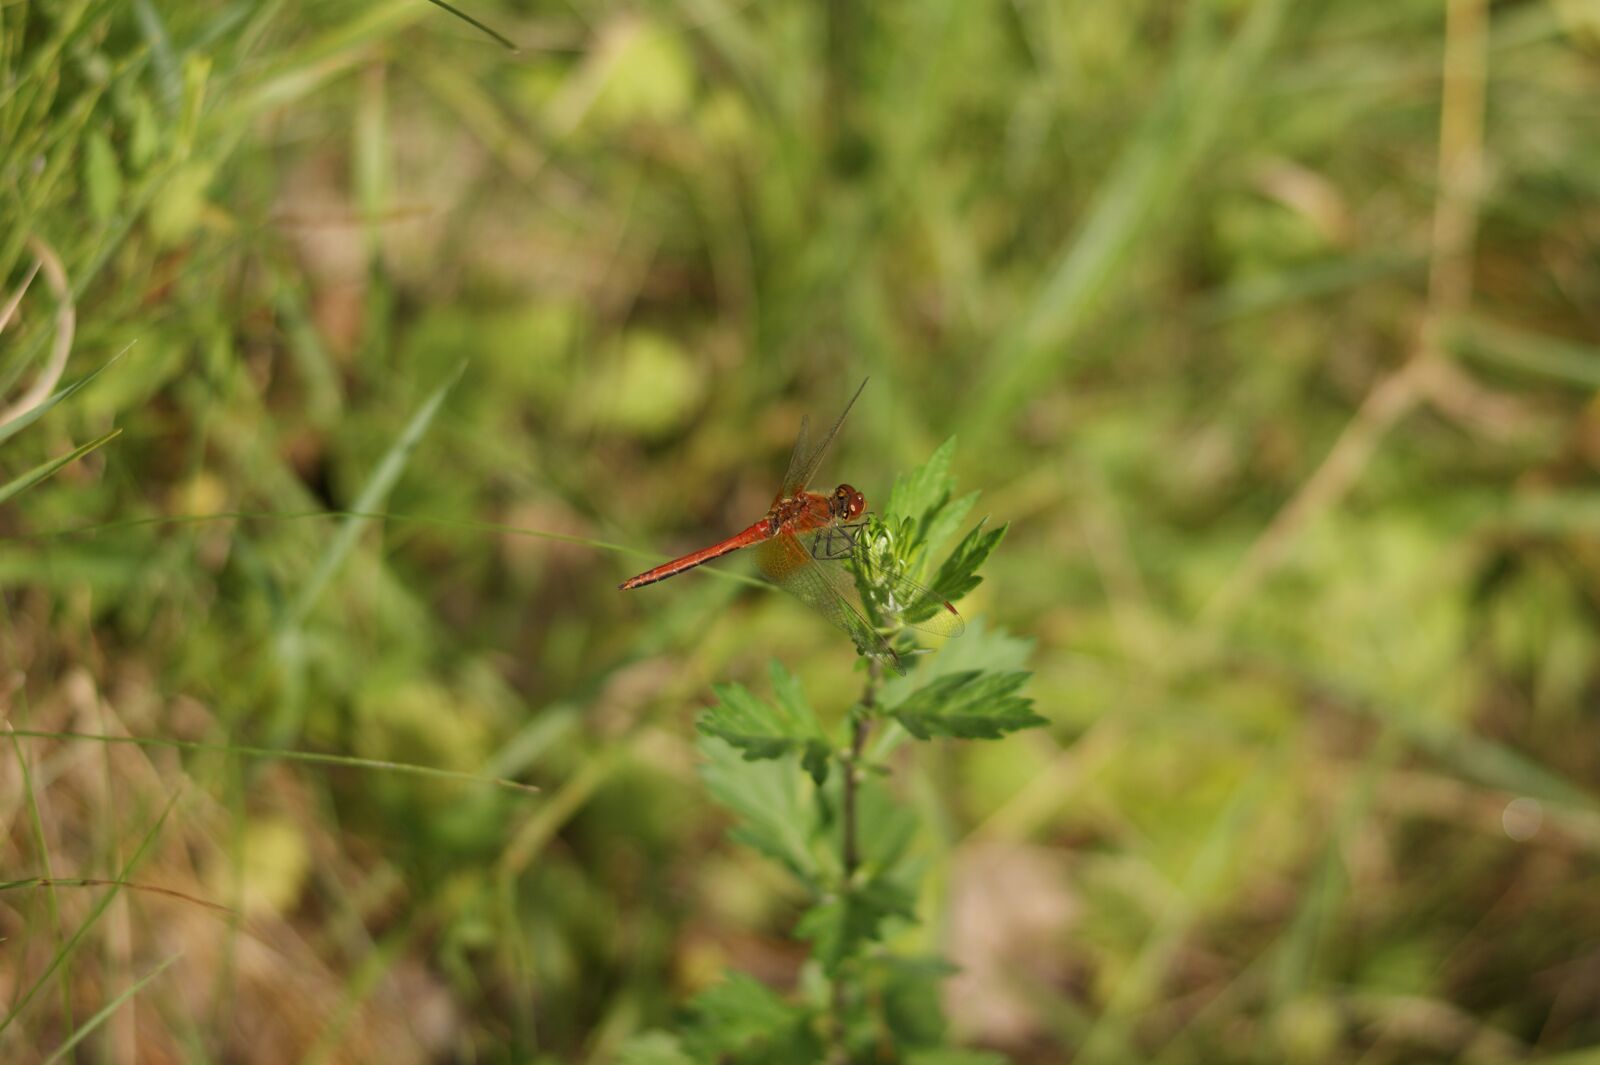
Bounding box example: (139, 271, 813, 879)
(755, 531, 904, 674)
(779, 378, 868, 496)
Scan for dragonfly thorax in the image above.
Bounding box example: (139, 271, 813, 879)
(768, 484, 864, 534)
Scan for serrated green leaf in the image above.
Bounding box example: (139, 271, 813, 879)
(910, 519, 1008, 621)
(873, 955, 961, 1049)
(919, 489, 980, 565)
(0, 429, 121, 506)
(904, 617, 1034, 677)
(696, 662, 831, 786)
(769, 657, 810, 722)
(680, 973, 820, 1064)
(689, 972, 797, 1034)
(890, 670, 1044, 741)
(884, 440, 986, 579)
(857, 775, 919, 875)
(875, 620, 1035, 733)
(698, 736, 820, 882)
(887, 436, 957, 527)
(796, 877, 917, 973)
(848, 515, 966, 639)
(697, 683, 807, 759)
(769, 661, 833, 784)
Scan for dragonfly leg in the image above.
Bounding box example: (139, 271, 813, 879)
(811, 522, 865, 561)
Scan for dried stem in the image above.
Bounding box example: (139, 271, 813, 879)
(0, 236, 76, 430)
(1201, 0, 1490, 625)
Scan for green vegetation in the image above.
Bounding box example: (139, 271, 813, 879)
(646, 444, 1039, 1061)
(4, 0, 1600, 1062)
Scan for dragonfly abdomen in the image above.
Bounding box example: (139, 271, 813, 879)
(619, 519, 772, 590)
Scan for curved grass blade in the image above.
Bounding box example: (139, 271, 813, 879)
(12, 508, 771, 589)
(0, 878, 233, 916)
(4, 729, 539, 795)
(423, 0, 517, 51)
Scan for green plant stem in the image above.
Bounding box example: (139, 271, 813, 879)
(842, 656, 881, 879)
(830, 657, 882, 1063)
(841, 717, 869, 880)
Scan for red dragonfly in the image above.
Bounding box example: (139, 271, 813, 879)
(620, 380, 963, 673)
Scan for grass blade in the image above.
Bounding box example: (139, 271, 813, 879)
(422, 0, 517, 51)
(1450, 314, 1600, 389)
(5, 729, 539, 794)
(6, 721, 74, 1036)
(0, 428, 121, 505)
(0, 341, 133, 447)
(267, 368, 462, 742)
(963, 0, 1291, 437)
(285, 366, 462, 626)
(0, 877, 232, 915)
(0, 790, 179, 1038)
(39, 952, 183, 1065)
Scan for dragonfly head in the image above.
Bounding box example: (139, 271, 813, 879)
(830, 483, 866, 521)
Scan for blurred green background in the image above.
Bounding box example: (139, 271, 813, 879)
(5, 0, 1600, 1061)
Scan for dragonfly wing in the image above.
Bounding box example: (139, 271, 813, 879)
(756, 531, 904, 674)
(778, 414, 810, 499)
(778, 378, 868, 496)
(865, 564, 967, 638)
(809, 524, 966, 638)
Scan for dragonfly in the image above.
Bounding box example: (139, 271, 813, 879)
(619, 380, 963, 673)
